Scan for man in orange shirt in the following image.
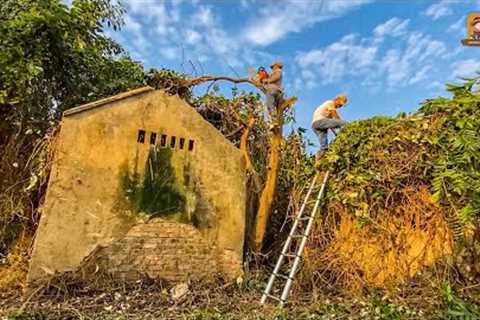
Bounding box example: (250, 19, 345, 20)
(256, 66, 269, 82)
(311, 95, 348, 152)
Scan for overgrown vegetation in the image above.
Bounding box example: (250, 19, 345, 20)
(2, 0, 480, 318)
(0, 0, 145, 267)
(299, 76, 480, 304)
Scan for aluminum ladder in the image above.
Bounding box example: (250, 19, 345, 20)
(260, 171, 330, 306)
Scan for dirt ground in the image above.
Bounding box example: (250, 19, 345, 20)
(1, 272, 474, 320)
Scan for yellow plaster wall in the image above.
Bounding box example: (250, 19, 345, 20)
(28, 89, 246, 282)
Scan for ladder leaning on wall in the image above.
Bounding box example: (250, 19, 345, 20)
(260, 171, 330, 307)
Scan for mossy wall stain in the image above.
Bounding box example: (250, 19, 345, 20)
(121, 147, 186, 218)
(118, 147, 217, 228)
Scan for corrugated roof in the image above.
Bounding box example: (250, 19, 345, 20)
(63, 86, 155, 117)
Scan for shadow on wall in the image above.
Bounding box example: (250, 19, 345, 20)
(118, 146, 215, 229)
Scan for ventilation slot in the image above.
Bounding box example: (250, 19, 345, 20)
(150, 133, 157, 145)
(137, 130, 146, 143)
(160, 134, 167, 147)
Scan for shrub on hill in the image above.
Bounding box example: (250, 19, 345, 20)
(301, 76, 480, 292)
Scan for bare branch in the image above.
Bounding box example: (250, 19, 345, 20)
(183, 76, 266, 94)
(280, 96, 298, 112)
(225, 126, 244, 139)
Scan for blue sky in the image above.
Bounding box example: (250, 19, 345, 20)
(97, 0, 480, 148)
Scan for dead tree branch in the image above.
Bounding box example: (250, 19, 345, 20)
(183, 76, 266, 94)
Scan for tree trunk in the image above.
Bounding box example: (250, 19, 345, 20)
(239, 116, 255, 172)
(183, 74, 298, 252)
(251, 97, 297, 252)
(252, 117, 283, 252)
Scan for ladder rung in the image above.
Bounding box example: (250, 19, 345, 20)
(273, 272, 293, 280)
(264, 293, 282, 302)
(282, 253, 301, 258)
(291, 234, 307, 238)
(297, 216, 311, 221)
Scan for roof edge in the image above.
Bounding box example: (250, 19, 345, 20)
(63, 86, 155, 117)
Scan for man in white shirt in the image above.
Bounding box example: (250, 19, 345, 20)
(312, 95, 348, 151)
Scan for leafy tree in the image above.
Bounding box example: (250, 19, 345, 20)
(0, 0, 145, 140)
(0, 0, 145, 256)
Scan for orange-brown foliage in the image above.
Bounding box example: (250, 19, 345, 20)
(302, 186, 453, 292)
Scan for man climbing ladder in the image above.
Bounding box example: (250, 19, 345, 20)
(312, 95, 348, 152)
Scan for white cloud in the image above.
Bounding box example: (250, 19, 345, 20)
(408, 65, 432, 85)
(243, 0, 373, 46)
(117, 13, 149, 61)
(451, 59, 480, 78)
(448, 16, 465, 34)
(156, 24, 168, 36)
(404, 32, 446, 63)
(124, 14, 142, 33)
(373, 18, 410, 39)
(240, 0, 251, 9)
(380, 49, 408, 86)
(185, 29, 202, 45)
(159, 47, 179, 60)
(171, 0, 185, 7)
(132, 33, 149, 53)
(296, 34, 377, 84)
(295, 69, 320, 90)
(377, 32, 447, 87)
(194, 6, 215, 27)
(424, 0, 454, 20)
(427, 80, 444, 91)
(123, 0, 170, 36)
(124, 0, 167, 19)
(187, 6, 245, 67)
(295, 17, 449, 90)
(117, 2, 276, 73)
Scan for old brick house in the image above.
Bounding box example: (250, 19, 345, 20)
(28, 87, 246, 283)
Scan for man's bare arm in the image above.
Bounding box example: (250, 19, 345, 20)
(330, 109, 341, 120)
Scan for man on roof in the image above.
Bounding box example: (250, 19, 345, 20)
(311, 95, 348, 152)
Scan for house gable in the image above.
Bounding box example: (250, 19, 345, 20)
(28, 89, 246, 283)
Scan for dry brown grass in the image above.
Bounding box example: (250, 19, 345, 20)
(0, 130, 57, 293)
(0, 229, 33, 291)
(301, 186, 454, 293)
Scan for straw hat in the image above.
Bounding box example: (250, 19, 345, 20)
(335, 95, 348, 105)
(270, 61, 283, 69)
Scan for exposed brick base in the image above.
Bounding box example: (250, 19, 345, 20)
(89, 219, 224, 282)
